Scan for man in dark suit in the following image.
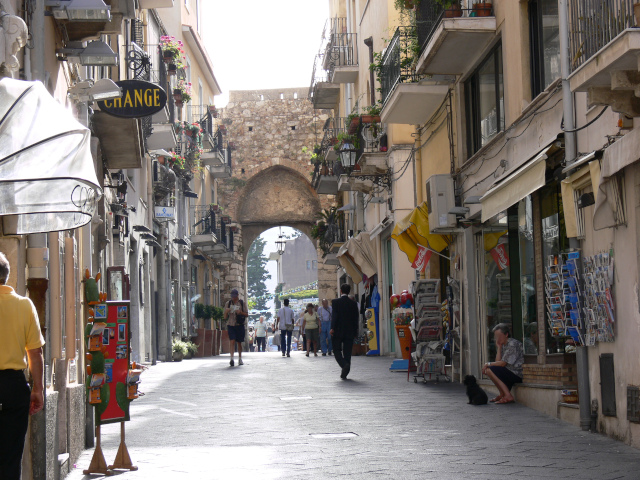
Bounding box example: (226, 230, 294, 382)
(330, 284, 360, 380)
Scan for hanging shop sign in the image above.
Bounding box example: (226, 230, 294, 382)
(490, 244, 510, 271)
(411, 244, 432, 273)
(154, 206, 174, 219)
(97, 80, 167, 118)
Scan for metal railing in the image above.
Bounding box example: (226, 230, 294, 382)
(191, 205, 218, 237)
(325, 31, 358, 80)
(152, 160, 176, 199)
(380, 26, 428, 107)
(568, 0, 635, 71)
(357, 123, 385, 155)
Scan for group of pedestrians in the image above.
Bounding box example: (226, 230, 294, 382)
(274, 284, 359, 379)
(223, 284, 360, 380)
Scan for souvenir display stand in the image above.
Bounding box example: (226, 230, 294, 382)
(410, 279, 448, 383)
(83, 270, 141, 475)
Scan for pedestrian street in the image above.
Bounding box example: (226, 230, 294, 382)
(67, 353, 640, 480)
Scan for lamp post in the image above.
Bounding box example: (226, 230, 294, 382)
(275, 227, 286, 256)
(339, 142, 357, 170)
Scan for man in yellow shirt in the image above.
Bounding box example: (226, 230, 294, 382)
(0, 252, 45, 480)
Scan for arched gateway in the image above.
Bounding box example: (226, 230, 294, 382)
(215, 88, 337, 305)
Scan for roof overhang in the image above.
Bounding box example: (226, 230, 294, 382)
(182, 25, 222, 96)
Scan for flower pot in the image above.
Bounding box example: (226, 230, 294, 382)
(361, 115, 380, 124)
(162, 50, 175, 63)
(167, 64, 177, 76)
(348, 117, 360, 134)
(211, 204, 219, 212)
(635, 3, 640, 26)
(444, 4, 463, 17)
(172, 351, 184, 362)
(175, 99, 183, 108)
(320, 165, 329, 176)
(403, 0, 415, 8)
(157, 155, 166, 165)
(473, 2, 492, 17)
(329, 137, 338, 146)
(185, 129, 193, 137)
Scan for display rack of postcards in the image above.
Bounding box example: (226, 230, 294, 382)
(582, 252, 615, 345)
(411, 279, 447, 383)
(545, 251, 584, 345)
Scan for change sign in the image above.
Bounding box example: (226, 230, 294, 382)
(97, 80, 167, 118)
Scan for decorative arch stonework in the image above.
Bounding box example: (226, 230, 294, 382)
(236, 165, 321, 257)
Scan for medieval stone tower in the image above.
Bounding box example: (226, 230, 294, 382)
(217, 88, 338, 304)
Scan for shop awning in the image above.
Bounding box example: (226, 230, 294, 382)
(480, 150, 548, 223)
(592, 129, 640, 231)
(337, 232, 377, 284)
(561, 158, 601, 238)
(391, 202, 451, 265)
(0, 78, 103, 234)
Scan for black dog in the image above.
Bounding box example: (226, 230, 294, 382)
(463, 375, 488, 405)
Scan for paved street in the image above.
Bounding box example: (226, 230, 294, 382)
(68, 352, 640, 480)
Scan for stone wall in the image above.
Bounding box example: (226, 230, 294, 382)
(216, 88, 338, 302)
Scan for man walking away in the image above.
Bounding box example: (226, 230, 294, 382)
(331, 284, 360, 380)
(0, 252, 45, 479)
(255, 316, 267, 352)
(276, 299, 295, 357)
(224, 289, 248, 366)
(318, 299, 333, 356)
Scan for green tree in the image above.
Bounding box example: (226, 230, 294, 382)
(247, 236, 271, 315)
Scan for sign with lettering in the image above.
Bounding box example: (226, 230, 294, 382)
(411, 244, 432, 273)
(97, 80, 167, 118)
(490, 243, 510, 271)
(154, 206, 174, 219)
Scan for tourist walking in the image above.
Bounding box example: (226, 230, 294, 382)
(276, 299, 295, 357)
(301, 303, 320, 357)
(0, 252, 45, 480)
(331, 284, 360, 380)
(317, 298, 333, 356)
(223, 289, 248, 367)
(255, 316, 267, 352)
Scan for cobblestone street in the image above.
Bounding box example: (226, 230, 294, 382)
(67, 352, 640, 480)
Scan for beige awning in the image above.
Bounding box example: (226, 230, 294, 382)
(337, 232, 377, 284)
(480, 150, 547, 223)
(592, 129, 639, 231)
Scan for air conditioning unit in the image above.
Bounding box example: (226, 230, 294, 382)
(426, 174, 456, 232)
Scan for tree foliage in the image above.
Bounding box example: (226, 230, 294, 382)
(247, 236, 271, 313)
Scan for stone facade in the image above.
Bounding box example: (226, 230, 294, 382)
(217, 88, 338, 303)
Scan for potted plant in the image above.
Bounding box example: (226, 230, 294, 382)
(434, 0, 463, 17)
(167, 63, 177, 76)
(472, 0, 492, 17)
(210, 203, 219, 212)
(361, 103, 382, 125)
(333, 131, 359, 152)
(208, 105, 219, 118)
(173, 80, 192, 104)
(184, 341, 199, 359)
(219, 125, 227, 134)
(159, 35, 183, 63)
(347, 112, 361, 134)
(172, 338, 187, 361)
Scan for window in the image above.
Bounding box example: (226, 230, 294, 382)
(312, 260, 317, 270)
(248, 126, 253, 132)
(529, 0, 560, 97)
(306, 260, 312, 270)
(465, 43, 504, 155)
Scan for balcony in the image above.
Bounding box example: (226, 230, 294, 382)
(210, 147, 232, 178)
(326, 225, 346, 253)
(190, 206, 219, 248)
(568, 0, 640, 116)
(354, 121, 388, 174)
(310, 53, 340, 109)
(147, 123, 177, 151)
(323, 18, 358, 84)
(152, 160, 176, 200)
(311, 117, 351, 194)
(414, 0, 497, 76)
(379, 26, 450, 125)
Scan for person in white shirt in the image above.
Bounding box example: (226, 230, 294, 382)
(255, 316, 267, 352)
(317, 298, 333, 356)
(275, 298, 295, 357)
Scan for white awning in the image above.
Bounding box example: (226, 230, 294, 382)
(480, 150, 548, 223)
(0, 78, 102, 234)
(337, 232, 377, 284)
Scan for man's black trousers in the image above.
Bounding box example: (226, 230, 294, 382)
(332, 336, 354, 369)
(0, 370, 31, 480)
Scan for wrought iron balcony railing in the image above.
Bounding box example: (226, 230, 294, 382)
(152, 160, 176, 199)
(568, 0, 635, 71)
(191, 205, 218, 237)
(380, 26, 427, 107)
(324, 18, 358, 80)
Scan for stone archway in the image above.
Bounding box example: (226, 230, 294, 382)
(237, 165, 321, 256)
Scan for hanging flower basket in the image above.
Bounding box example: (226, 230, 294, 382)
(168, 64, 177, 76)
(162, 50, 175, 63)
(210, 204, 219, 212)
(222, 215, 231, 223)
(208, 106, 219, 118)
(175, 99, 183, 108)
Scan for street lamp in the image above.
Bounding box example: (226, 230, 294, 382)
(68, 78, 121, 102)
(275, 227, 286, 255)
(46, 0, 111, 21)
(339, 142, 357, 169)
(57, 41, 118, 66)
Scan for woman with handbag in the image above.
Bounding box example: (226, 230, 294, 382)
(223, 289, 248, 367)
(301, 303, 320, 357)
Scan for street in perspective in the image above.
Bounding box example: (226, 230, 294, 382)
(3, 0, 640, 479)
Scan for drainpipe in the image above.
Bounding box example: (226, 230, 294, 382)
(363, 37, 375, 106)
(560, 0, 590, 431)
(415, 129, 424, 205)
